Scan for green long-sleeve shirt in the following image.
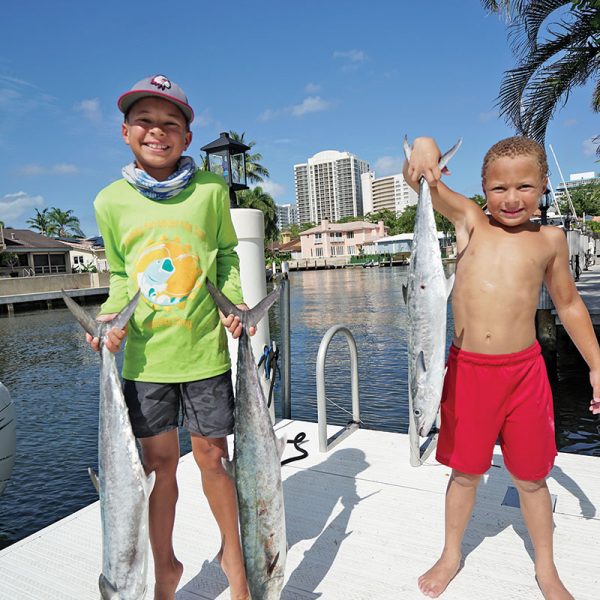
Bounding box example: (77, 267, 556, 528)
(94, 170, 243, 383)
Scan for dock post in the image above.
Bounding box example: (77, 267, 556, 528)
(280, 262, 292, 419)
(536, 283, 557, 385)
(7, 303, 14, 317)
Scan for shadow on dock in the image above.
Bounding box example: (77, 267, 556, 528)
(461, 453, 596, 566)
(175, 448, 370, 599)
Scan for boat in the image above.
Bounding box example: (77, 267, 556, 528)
(0, 382, 16, 497)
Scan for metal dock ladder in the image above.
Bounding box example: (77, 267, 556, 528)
(316, 325, 361, 452)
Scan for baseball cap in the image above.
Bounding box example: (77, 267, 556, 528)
(117, 75, 194, 123)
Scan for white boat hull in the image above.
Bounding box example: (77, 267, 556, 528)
(0, 382, 16, 496)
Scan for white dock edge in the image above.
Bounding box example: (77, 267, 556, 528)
(0, 420, 598, 599)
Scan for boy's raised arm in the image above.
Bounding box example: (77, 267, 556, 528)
(403, 137, 483, 231)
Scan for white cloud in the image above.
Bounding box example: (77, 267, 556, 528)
(583, 138, 597, 157)
(374, 156, 404, 176)
(0, 191, 44, 221)
(17, 163, 79, 176)
(333, 50, 366, 63)
(305, 82, 321, 93)
(257, 181, 286, 199)
(74, 98, 102, 122)
(259, 96, 333, 121)
(291, 96, 332, 117)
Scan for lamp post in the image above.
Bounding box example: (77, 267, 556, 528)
(539, 188, 551, 225)
(201, 132, 250, 208)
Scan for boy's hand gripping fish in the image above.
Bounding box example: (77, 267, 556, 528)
(402, 138, 462, 467)
(205, 280, 287, 600)
(62, 290, 155, 600)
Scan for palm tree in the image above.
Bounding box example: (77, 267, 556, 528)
(48, 207, 85, 238)
(26, 208, 56, 237)
(481, 1, 600, 150)
(228, 131, 270, 184)
(236, 187, 278, 241)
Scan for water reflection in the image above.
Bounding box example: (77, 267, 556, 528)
(0, 266, 597, 549)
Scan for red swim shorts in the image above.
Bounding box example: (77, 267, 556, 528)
(436, 341, 557, 481)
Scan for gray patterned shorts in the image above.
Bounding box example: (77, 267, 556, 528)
(123, 371, 235, 438)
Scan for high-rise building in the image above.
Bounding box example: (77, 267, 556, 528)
(361, 172, 417, 216)
(294, 150, 370, 224)
(276, 203, 298, 230)
(554, 171, 599, 203)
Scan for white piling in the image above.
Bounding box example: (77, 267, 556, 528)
(229, 208, 275, 421)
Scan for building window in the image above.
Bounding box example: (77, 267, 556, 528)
(315, 247, 323, 258)
(347, 232, 354, 239)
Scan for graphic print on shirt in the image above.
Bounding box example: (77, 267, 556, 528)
(134, 237, 202, 309)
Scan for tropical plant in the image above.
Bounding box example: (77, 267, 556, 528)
(287, 222, 315, 237)
(235, 186, 279, 241)
(228, 131, 270, 184)
(481, 0, 600, 151)
(199, 131, 270, 184)
(0, 252, 18, 268)
(26, 208, 56, 237)
(48, 208, 85, 238)
(559, 182, 600, 215)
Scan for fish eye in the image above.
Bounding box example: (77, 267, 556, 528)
(414, 408, 422, 417)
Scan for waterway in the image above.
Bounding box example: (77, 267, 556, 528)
(0, 267, 598, 549)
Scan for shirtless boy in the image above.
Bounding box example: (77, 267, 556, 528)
(403, 136, 600, 599)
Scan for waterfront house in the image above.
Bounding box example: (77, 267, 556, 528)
(0, 229, 73, 277)
(364, 232, 453, 257)
(300, 219, 387, 260)
(57, 236, 108, 272)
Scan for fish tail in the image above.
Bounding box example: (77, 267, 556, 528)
(438, 138, 463, 170)
(205, 279, 279, 331)
(60, 290, 100, 338)
(110, 291, 141, 331)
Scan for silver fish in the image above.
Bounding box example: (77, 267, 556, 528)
(205, 280, 286, 600)
(62, 290, 155, 600)
(402, 138, 461, 466)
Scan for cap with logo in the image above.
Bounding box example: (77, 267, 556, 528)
(117, 75, 194, 123)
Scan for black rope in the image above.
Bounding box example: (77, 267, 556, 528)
(257, 342, 280, 409)
(281, 432, 309, 466)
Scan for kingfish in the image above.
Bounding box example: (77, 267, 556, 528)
(205, 280, 287, 600)
(402, 137, 462, 467)
(62, 290, 155, 600)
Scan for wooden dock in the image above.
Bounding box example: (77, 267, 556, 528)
(0, 420, 598, 599)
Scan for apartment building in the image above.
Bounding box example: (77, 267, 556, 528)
(554, 171, 599, 203)
(276, 203, 298, 230)
(294, 150, 370, 224)
(361, 172, 417, 216)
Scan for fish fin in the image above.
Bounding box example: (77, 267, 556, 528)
(87, 467, 100, 494)
(438, 138, 463, 170)
(417, 351, 427, 374)
(402, 284, 408, 305)
(276, 434, 287, 459)
(110, 290, 141, 331)
(99, 573, 120, 600)
(61, 290, 99, 338)
(222, 458, 235, 479)
(145, 470, 156, 497)
(445, 273, 455, 299)
(267, 551, 280, 577)
(403, 135, 411, 160)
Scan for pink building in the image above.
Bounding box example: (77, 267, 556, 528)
(300, 219, 387, 259)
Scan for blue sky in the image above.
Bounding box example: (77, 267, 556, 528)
(1, 1, 597, 237)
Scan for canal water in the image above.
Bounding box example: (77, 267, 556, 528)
(0, 267, 598, 549)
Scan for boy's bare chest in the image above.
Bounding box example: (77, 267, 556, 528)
(457, 226, 552, 286)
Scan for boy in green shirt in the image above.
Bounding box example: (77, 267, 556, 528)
(88, 74, 252, 600)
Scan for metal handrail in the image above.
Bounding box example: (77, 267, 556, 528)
(316, 325, 361, 452)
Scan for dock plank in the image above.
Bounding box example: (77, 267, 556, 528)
(0, 420, 598, 599)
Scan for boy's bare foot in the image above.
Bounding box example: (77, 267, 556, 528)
(154, 559, 184, 600)
(535, 565, 574, 600)
(418, 551, 461, 598)
(218, 548, 250, 600)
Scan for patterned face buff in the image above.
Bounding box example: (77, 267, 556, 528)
(122, 156, 197, 200)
